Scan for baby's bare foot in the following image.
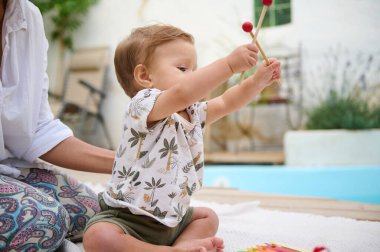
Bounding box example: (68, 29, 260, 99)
(175, 237, 224, 252)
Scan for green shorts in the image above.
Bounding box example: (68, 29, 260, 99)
(85, 193, 193, 246)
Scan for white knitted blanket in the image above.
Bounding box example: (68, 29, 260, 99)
(66, 183, 380, 252)
(191, 200, 380, 252)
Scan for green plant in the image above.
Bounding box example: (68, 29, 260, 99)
(370, 105, 380, 128)
(33, 0, 99, 96)
(34, 0, 99, 50)
(305, 90, 380, 130)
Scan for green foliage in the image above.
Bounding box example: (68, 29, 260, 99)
(33, 0, 98, 50)
(370, 105, 380, 128)
(305, 90, 380, 130)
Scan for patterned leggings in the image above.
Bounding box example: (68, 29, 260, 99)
(0, 168, 100, 252)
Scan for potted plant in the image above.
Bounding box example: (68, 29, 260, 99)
(285, 88, 380, 166)
(34, 0, 99, 97)
(285, 50, 380, 166)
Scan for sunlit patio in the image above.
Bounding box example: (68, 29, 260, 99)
(34, 0, 380, 251)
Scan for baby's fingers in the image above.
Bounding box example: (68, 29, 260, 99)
(267, 59, 280, 68)
(272, 68, 281, 80)
(247, 43, 259, 53)
(248, 56, 258, 67)
(272, 73, 281, 80)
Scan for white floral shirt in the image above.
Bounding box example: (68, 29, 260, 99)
(103, 88, 207, 227)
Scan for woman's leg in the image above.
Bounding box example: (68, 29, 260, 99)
(0, 174, 70, 252)
(17, 168, 101, 241)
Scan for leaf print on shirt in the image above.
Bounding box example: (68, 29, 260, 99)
(179, 176, 189, 198)
(179, 177, 197, 198)
(108, 188, 124, 201)
(129, 97, 149, 120)
(129, 128, 147, 159)
(187, 126, 202, 147)
(113, 167, 141, 203)
(172, 203, 185, 221)
(158, 137, 178, 172)
(165, 117, 175, 128)
(139, 151, 148, 159)
(186, 182, 197, 196)
(193, 152, 204, 172)
(201, 121, 205, 129)
(170, 156, 181, 184)
(140, 206, 168, 219)
(182, 161, 192, 174)
(142, 156, 156, 169)
(117, 166, 130, 179)
(122, 190, 137, 203)
(181, 152, 201, 174)
(195, 161, 204, 172)
(144, 177, 166, 208)
(168, 192, 177, 205)
(143, 89, 152, 98)
(152, 207, 168, 219)
(117, 166, 141, 188)
(116, 145, 127, 158)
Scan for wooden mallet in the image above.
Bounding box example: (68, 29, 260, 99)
(242, 21, 270, 64)
(239, 21, 270, 84)
(255, 0, 273, 39)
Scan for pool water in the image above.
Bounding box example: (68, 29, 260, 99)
(203, 165, 380, 205)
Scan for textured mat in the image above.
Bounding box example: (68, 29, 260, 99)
(70, 183, 380, 252)
(191, 199, 380, 252)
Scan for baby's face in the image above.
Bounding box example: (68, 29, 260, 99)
(148, 39, 197, 91)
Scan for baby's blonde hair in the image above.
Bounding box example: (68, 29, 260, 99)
(114, 24, 194, 97)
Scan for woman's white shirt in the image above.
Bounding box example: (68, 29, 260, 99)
(0, 0, 72, 177)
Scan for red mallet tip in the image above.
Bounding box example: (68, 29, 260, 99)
(242, 21, 253, 32)
(262, 0, 273, 6)
(313, 246, 328, 252)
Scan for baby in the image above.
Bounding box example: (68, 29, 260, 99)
(83, 24, 281, 252)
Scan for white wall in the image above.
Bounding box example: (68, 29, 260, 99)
(43, 0, 380, 148)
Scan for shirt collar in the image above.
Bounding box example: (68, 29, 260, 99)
(4, 0, 27, 33)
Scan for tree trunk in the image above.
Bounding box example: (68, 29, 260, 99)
(136, 138, 143, 159)
(166, 151, 172, 171)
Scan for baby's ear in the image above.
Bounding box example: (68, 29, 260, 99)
(134, 64, 153, 89)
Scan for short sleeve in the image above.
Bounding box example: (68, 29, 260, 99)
(196, 101, 208, 131)
(127, 88, 162, 132)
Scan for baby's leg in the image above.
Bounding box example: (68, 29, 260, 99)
(83, 222, 206, 252)
(173, 207, 224, 252)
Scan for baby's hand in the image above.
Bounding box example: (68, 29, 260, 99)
(252, 58, 281, 87)
(226, 44, 258, 73)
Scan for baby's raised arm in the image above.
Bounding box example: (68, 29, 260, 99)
(147, 44, 258, 123)
(206, 58, 281, 125)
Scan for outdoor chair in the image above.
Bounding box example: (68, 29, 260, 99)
(52, 46, 113, 149)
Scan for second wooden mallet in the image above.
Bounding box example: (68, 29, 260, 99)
(239, 21, 270, 84)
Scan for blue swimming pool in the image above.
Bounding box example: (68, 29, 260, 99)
(203, 165, 380, 205)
